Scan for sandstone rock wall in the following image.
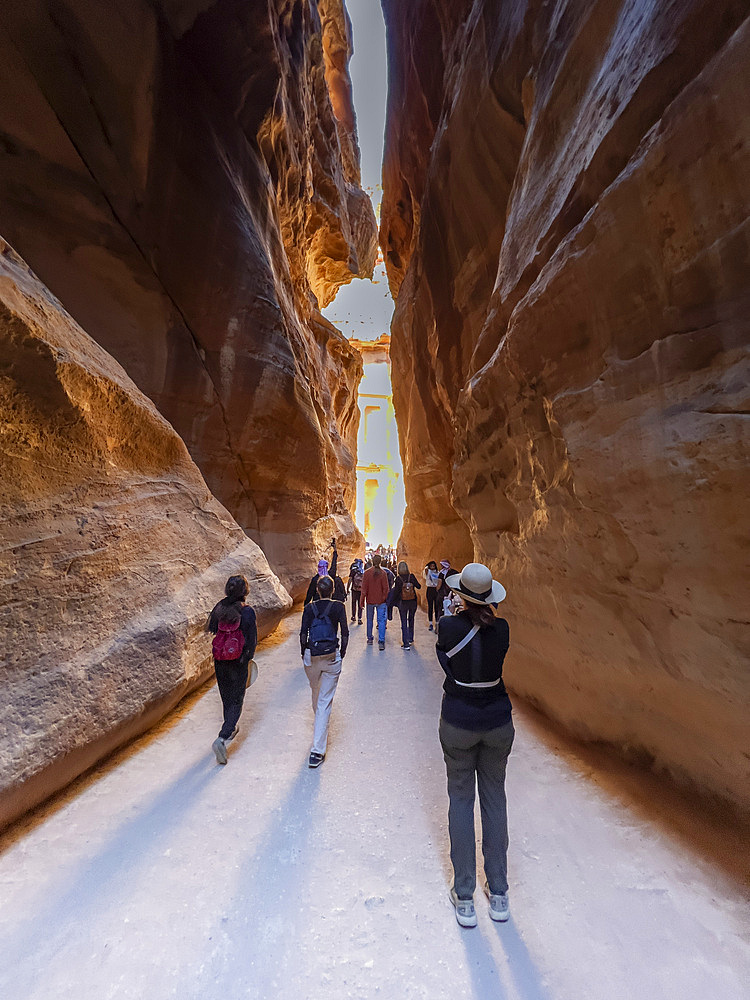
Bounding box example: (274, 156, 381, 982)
(0, 241, 292, 831)
(0, 0, 376, 597)
(381, 0, 750, 812)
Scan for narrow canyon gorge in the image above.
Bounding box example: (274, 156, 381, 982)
(1, 0, 748, 835)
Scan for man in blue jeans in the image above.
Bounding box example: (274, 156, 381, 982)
(360, 554, 390, 650)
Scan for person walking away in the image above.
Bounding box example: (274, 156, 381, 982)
(299, 575, 349, 767)
(389, 560, 421, 649)
(347, 558, 364, 624)
(207, 575, 258, 764)
(434, 563, 512, 928)
(424, 560, 441, 630)
(304, 538, 346, 604)
(361, 553, 390, 650)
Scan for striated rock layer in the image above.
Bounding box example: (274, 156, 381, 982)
(0, 0, 376, 597)
(0, 242, 292, 831)
(381, 1, 750, 812)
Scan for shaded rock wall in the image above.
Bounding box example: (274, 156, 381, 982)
(0, 241, 292, 831)
(0, 0, 376, 597)
(381, 0, 750, 812)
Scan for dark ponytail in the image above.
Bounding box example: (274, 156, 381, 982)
(461, 601, 496, 628)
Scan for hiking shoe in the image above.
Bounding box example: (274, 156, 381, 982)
(212, 737, 227, 765)
(485, 885, 510, 922)
(449, 889, 477, 928)
(350, 616, 356, 623)
(402, 643, 411, 650)
(367, 637, 374, 645)
(428, 623, 434, 631)
(357, 618, 362, 625)
(308, 751, 325, 768)
(378, 641, 385, 650)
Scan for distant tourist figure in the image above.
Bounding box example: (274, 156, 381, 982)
(389, 560, 421, 649)
(206, 575, 258, 765)
(437, 560, 458, 615)
(304, 538, 346, 605)
(423, 560, 440, 630)
(347, 558, 364, 624)
(361, 553, 390, 650)
(435, 563, 512, 928)
(299, 575, 349, 767)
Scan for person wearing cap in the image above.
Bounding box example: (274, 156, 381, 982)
(435, 562, 513, 928)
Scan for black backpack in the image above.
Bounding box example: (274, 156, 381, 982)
(308, 601, 338, 655)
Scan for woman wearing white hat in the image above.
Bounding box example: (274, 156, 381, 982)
(435, 562, 513, 928)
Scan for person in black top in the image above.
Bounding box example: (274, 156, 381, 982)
(299, 575, 349, 767)
(206, 575, 258, 765)
(389, 560, 422, 649)
(435, 562, 512, 928)
(304, 539, 347, 604)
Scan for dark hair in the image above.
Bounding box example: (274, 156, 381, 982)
(225, 575, 249, 602)
(427, 560, 438, 570)
(317, 575, 334, 598)
(398, 560, 409, 578)
(217, 603, 242, 626)
(460, 600, 496, 628)
(371, 553, 382, 576)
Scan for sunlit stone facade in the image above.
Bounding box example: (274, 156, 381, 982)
(350, 335, 405, 547)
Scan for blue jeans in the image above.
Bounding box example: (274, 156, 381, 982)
(366, 602, 387, 642)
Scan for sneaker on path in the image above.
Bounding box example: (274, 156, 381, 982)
(485, 885, 510, 922)
(449, 889, 477, 928)
(378, 641, 385, 651)
(350, 616, 355, 623)
(429, 623, 434, 631)
(367, 637, 374, 645)
(308, 751, 325, 768)
(358, 618, 362, 624)
(212, 737, 227, 765)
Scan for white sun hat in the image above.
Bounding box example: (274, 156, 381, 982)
(445, 563, 506, 605)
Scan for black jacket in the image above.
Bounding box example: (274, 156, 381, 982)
(207, 600, 257, 663)
(435, 611, 511, 730)
(388, 573, 421, 609)
(304, 549, 346, 604)
(300, 598, 349, 657)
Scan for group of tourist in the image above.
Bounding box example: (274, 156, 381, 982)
(205, 540, 514, 928)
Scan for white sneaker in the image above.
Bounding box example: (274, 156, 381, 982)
(485, 885, 510, 922)
(449, 889, 477, 928)
(212, 737, 227, 765)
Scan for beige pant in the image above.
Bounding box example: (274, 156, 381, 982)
(304, 651, 342, 754)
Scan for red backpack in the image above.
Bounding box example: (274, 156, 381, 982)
(212, 619, 245, 661)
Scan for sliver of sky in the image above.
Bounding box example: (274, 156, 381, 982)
(323, 0, 393, 342)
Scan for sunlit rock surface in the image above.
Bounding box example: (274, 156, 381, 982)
(381, 0, 750, 812)
(0, 0, 375, 597)
(0, 242, 292, 831)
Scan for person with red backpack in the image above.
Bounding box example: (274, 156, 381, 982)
(389, 560, 422, 649)
(206, 575, 257, 765)
(299, 575, 349, 767)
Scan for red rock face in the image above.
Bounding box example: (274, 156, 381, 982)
(0, 241, 292, 831)
(381, 1, 750, 811)
(0, 0, 376, 597)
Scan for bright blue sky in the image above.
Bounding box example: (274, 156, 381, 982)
(323, 0, 393, 341)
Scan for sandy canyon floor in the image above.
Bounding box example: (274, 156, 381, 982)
(1, 611, 748, 1000)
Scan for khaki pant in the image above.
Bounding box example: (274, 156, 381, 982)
(304, 651, 342, 754)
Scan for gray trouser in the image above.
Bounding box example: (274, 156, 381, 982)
(439, 717, 515, 899)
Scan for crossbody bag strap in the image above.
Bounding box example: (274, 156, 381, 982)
(445, 624, 480, 658)
(444, 624, 501, 688)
